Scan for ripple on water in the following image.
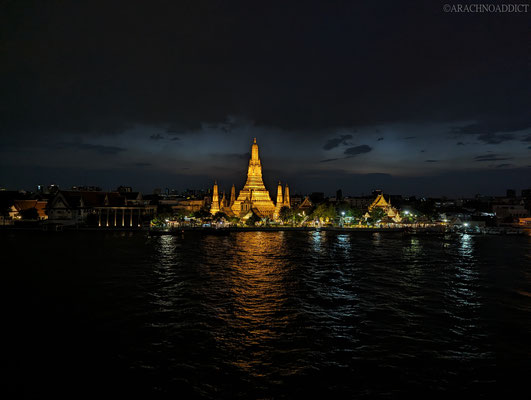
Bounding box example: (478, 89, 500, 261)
(2, 230, 530, 397)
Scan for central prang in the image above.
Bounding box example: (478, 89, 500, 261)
(210, 138, 290, 220)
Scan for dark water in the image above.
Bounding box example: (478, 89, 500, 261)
(2, 231, 531, 398)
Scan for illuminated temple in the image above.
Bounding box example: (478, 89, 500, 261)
(365, 193, 402, 223)
(210, 138, 290, 220)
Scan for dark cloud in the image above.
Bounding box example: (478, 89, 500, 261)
(522, 133, 531, 142)
(476, 133, 515, 144)
(425, 160, 438, 163)
(211, 152, 251, 160)
(166, 122, 203, 134)
(320, 144, 372, 161)
(323, 135, 352, 150)
(420, 150, 426, 153)
(495, 164, 512, 168)
(456, 142, 465, 145)
(150, 133, 179, 141)
(403, 136, 416, 140)
(377, 137, 384, 141)
(344, 145, 372, 157)
(452, 116, 531, 144)
(453, 115, 531, 136)
(56, 142, 126, 155)
(234, 152, 251, 160)
(474, 154, 512, 162)
(1, 0, 529, 139)
(133, 162, 152, 167)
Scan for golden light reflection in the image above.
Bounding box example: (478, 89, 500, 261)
(372, 232, 381, 246)
(217, 232, 291, 375)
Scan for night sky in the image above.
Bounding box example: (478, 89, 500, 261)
(1, 0, 530, 196)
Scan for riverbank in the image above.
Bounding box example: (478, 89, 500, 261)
(1, 225, 528, 235)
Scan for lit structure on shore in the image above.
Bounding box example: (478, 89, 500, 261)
(365, 194, 402, 223)
(211, 138, 290, 220)
(210, 181, 220, 215)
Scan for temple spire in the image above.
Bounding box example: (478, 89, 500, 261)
(276, 181, 283, 205)
(221, 191, 227, 208)
(210, 181, 220, 215)
(284, 183, 290, 208)
(274, 181, 284, 220)
(230, 184, 236, 206)
(251, 138, 259, 161)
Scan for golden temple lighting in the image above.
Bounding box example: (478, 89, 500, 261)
(211, 138, 290, 220)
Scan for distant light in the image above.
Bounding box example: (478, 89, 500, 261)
(464, 222, 469, 227)
(165, 219, 169, 222)
(341, 211, 345, 216)
(405, 211, 409, 215)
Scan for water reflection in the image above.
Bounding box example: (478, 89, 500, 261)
(336, 234, 350, 254)
(459, 233, 474, 257)
(408, 237, 422, 255)
(310, 231, 323, 253)
(220, 233, 292, 376)
(442, 233, 485, 359)
(139, 231, 510, 396)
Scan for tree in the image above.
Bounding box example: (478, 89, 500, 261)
(368, 208, 386, 224)
(173, 208, 189, 220)
(150, 216, 166, 227)
(335, 201, 351, 216)
(292, 209, 305, 225)
(213, 212, 228, 222)
(348, 207, 363, 223)
(229, 216, 240, 225)
(245, 212, 261, 226)
(192, 208, 211, 220)
(312, 203, 336, 223)
(156, 211, 173, 222)
(278, 206, 293, 223)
